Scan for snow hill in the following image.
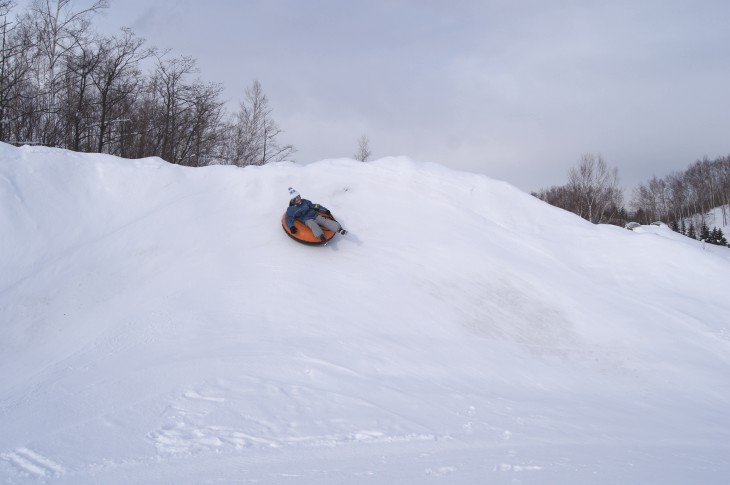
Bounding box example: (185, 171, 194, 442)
(1, 143, 730, 484)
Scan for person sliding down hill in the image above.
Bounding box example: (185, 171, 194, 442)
(285, 187, 347, 242)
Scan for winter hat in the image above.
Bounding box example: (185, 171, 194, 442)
(288, 187, 300, 200)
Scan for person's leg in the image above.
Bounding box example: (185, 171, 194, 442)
(315, 214, 342, 233)
(305, 219, 324, 238)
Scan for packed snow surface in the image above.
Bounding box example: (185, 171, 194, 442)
(1, 143, 729, 484)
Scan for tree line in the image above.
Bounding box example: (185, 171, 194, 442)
(0, 0, 294, 166)
(631, 155, 730, 228)
(671, 220, 728, 247)
(533, 153, 730, 245)
(532, 153, 625, 225)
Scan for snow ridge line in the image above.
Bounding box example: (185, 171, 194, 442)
(0, 447, 66, 478)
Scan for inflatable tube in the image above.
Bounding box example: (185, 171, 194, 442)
(282, 212, 337, 245)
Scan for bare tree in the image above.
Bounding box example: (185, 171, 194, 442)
(354, 133, 371, 162)
(24, 0, 108, 145)
(567, 153, 623, 224)
(90, 28, 151, 154)
(61, 38, 101, 150)
(0, 2, 34, 142)
(629, 155, 730, 228)
(225, 79, 294, 166)
(127, 54, 228, 165)
(175, 80, 225, 166)
(146, 54, 197, 162)
(0, 0, 296, 168)
(666, 172, 689, 223)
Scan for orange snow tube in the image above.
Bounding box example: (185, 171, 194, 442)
(281, 212, 337, 245)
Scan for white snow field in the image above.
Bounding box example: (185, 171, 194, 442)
(1, 143, 729, 484)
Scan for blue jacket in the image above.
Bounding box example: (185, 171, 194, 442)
(285, 199, 329, 228)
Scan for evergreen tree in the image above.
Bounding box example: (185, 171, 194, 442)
(717, 228, 728, 247)
(670, 220, 680, 232)
(710, 228, 720, 245)
(699, 222, 711, 241)
(680, 219, 686, 236)
(687, 222, 697, 240)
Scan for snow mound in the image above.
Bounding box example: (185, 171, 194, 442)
(1, 143, 729, 484)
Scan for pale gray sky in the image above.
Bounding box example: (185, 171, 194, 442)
(23, 0, 730, 192)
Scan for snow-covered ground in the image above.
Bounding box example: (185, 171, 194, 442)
(693, 205, 730, 238)
(1, 143, 729, 484)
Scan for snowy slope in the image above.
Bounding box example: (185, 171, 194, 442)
(1, 143, 729, 484)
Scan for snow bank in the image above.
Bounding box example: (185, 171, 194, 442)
(1, 143, 729, 484)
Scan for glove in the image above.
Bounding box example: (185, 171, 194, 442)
(289, 226, 298, 234)
(323, 209, 331, 215)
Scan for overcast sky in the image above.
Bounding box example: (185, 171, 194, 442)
(20, 0, 730, 192)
